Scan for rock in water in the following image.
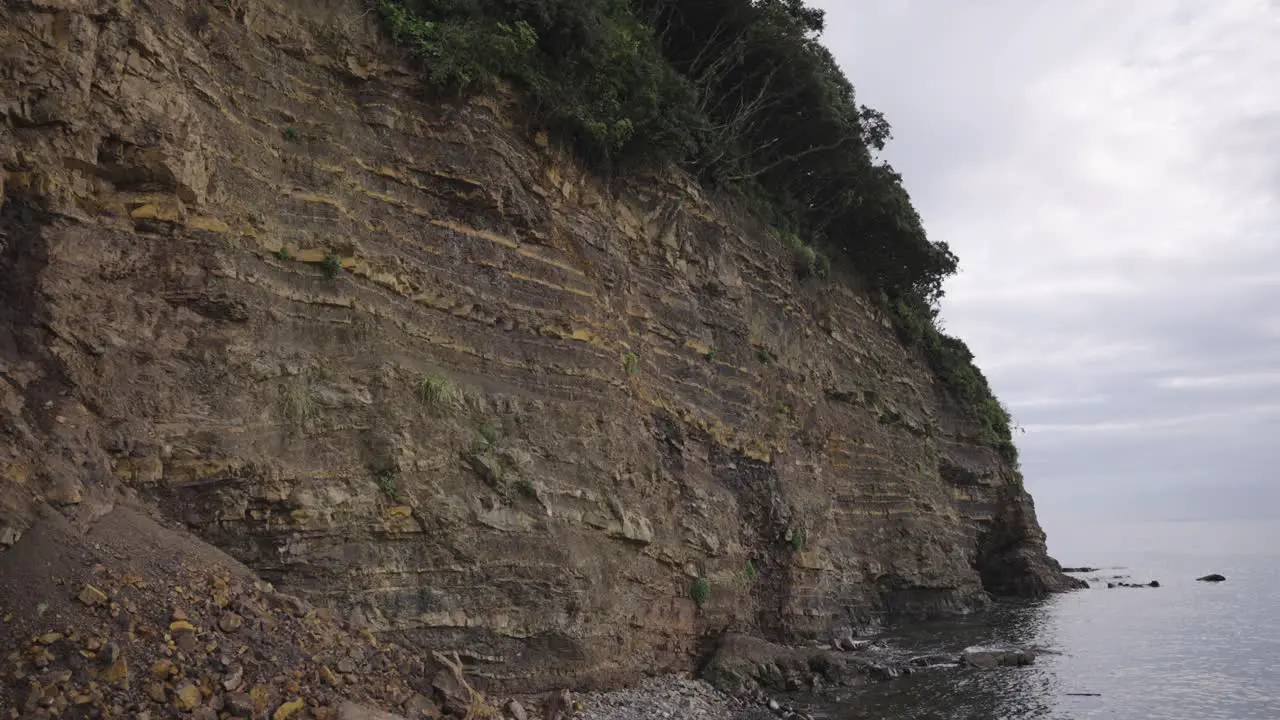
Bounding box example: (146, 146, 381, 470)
(961, 650, 1035, 669)
(1197, 574, 1227, 582)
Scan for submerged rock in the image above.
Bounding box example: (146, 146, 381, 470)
(961, 650, 1035, 669)
(1197, 574, 1227, 582)
(908, 654, 961, 667)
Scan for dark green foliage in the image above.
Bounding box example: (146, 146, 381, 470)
(745, 559, 756, 579)
(691, 576, 711, 605)
(376, 0, 955, 302)
(275, 247, 292, 261)
(755, 346, 776, 365)
(888, 295, 1017, 462)
(282, 126, 299, 142)
(376, 0, 696, 167)
(320, 253, 342, 279)
(789, 527, 806, 553)
(375, 0, 1009, 457)
(478, 419, 503, 445)
(372, 467, 399, 498)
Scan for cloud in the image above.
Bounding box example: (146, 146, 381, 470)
(813, 0, 1280, 526)
(1157, 370, 1280, 390)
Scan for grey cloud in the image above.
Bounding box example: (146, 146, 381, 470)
(812, 1, 1280, 530)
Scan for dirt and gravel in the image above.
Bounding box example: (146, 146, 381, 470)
(0, 503, 504, 719)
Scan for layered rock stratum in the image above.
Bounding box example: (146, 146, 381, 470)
(0, 0, 1081, 703)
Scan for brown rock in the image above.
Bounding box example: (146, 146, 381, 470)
(146, 682, 167, 702)
(404, 693, 441, 718)
(77, 585, 108, 607)
(101, 656, 129, 686)
(174, 680, 202, 710)
(150, 659, 175, 679)
(223, 666, 244, 691)
(175, 631, 199, 653)
(430, 669, 468, 714)
(273, 698, 306, 719)
(226, 692, 255, 717)
(218, 612, 244, 633)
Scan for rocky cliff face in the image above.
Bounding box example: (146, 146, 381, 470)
(0, 0, 1080, 693)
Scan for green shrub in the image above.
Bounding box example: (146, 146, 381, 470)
(376, 0, 695, 167)
(745, 559, 756, 580)
(374, 0, 1003, 450)
(418, 374, 459, 410)
(691, 576, 711, 605)
(275, 247, 292, 261)
(282, 126, 299, 142)
(320, 253, 342, 279)
(789, 528, 806, 553)
(478, 419, 502, 445)
(622, 352, 639, 375)
(372, 467, 399, 499)
(887, 295, 1018, 462)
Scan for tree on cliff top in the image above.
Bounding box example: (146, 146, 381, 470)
(375, 0, 1014, 458)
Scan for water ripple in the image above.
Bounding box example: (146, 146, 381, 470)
(812, 542, 1280, 720)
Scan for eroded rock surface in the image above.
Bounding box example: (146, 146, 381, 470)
(1, 0, 1079, 693)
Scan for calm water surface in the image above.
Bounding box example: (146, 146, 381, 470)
(811, 519, 1280, 720)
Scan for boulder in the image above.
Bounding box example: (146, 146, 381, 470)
(700, 633, 904, 697)
(961, 650, 1035, 669)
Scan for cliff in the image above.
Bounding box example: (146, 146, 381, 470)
(0, 0, 1080, 696)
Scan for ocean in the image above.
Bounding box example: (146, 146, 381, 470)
(811, 519, 1280, 720)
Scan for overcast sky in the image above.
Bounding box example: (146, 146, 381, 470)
(813, 1, 1280, 538)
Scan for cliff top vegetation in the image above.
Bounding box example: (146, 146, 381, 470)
(374, 0, 1016, 461)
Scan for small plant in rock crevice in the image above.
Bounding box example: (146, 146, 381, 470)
(372, 467, 399, 499)
(418, 374, 459, 411)
(477, 419, 502, 446)
(275, 247, 292, 261)
(282, 126, 300, 142)
(789, 528, 807, 553)
(516, 478, 536, 499)
(756, 346, 777, 365)
(745, 559, 757, 580)
(622, 352, 640, 375)
(691, 576, 711, 606)
(320, 253, 343, 279)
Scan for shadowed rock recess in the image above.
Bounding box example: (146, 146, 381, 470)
(0, 0, 1081, 697)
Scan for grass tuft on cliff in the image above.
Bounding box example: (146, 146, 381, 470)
(374, 0, 1016, 461)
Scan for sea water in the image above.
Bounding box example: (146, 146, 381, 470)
(811, 519, 1280, 720)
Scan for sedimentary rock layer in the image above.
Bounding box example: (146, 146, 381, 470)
(0, 0, 1079, 693)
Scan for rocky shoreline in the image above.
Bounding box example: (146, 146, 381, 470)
(574, 634, 1044, 720)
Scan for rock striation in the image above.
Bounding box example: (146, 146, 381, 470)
(0, 0, 1081, 695)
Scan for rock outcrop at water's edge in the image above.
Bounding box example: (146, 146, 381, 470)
(0, 0, 1081, 700)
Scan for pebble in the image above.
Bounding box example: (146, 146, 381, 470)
(577, 676, 776, 720)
